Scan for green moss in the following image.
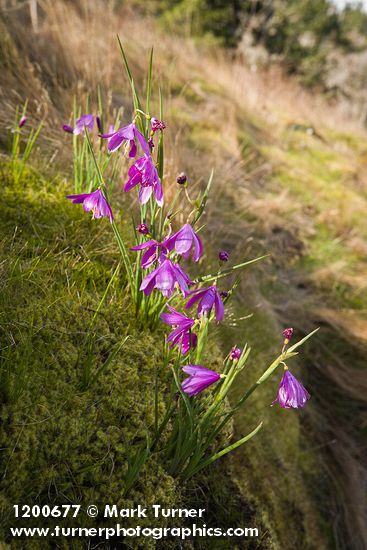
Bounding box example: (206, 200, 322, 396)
(0, 164, 181, 548)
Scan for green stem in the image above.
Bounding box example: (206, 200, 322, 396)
(84, 131, 134, 292)
(195, 255, 270, 283)
(183, 421, 263, 479)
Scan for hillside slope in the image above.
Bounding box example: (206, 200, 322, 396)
(0, 162, 270, 549)
(1, 2, 366, 549)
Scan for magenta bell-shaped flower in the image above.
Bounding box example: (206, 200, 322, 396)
(272, 369, 311, 409)
(130, 239, 169, 269)
(99, 122, 149, 157)
(185, 285, 224, 321)
(124, 154, 163, 207)
(164, 223, 203, 262)
(140, 259, 192, 297)
(73, 114, 94, 135)
(160, 306, 197, 355)
(66, 188, 113, 223)
(181, 365, 222, 396)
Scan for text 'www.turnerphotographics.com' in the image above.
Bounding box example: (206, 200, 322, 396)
(10, 504, 259, 540)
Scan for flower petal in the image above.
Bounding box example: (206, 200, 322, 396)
(141, 245, 158, 269)
(185, 287, 208, 310)
(134, 127, 150, 155)
(155, 261, 174, 294)
(160, 306, 188, 326)
(139, 185, 153, 204)
(214, 292, 225, 321)
(192, 233, 203, 262)
(129, 139, 137, 158)
(154, 178, 164, 207)
(174, 224, 194, 255)
(108, 132, 125, 152)
(197, 288, 215, 317)
(130, 240, 156, 251)
(66, 193, 91, 204)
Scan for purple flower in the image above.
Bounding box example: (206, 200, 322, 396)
(230, 346, 241, 360)
(219, 250, 230, 262)
(137, 223, 149, 235)
(176, 172, 187, 185)
(99, 122, 149, 156)
(73, 114, 94, 135)
(283, 327, 294, 341)
(160, 306, 197, 355)
(140, 259, 192, 297)
(124, 154, 163, 207)
(19, 116, 27, 128)
(150, 117, 166, 132)
(164, 224, 203, 262)
(62, 124, 74, 134)
(272, 369, 311, 409)
(174, 332, 197, 355)
(66, 188, 113, 223)
(185, 285, 224, 321)
(181, 365, 222, 396)
(130, 239, 169, 269)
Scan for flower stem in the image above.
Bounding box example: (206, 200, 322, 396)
(84, 130, 134, 293)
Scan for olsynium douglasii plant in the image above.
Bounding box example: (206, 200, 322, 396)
(62, 91, 124, 194)
(9, 101, 43, 184)
(63, 38, 317, 485)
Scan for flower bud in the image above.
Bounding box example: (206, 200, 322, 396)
(19, 116, 27, 128)
(176, 172, 187, 185)
(230, 346, 241, 360)
(219, 250, 230, 262)
(137, 223, 149, 235)
(148, 137, 154, 150)
(96, 115, 102, 132)
(282, 327, 294, 342)
(62, 124, 74, 134)
(220, 291, 229, 298)
(151, 117, 166, 132)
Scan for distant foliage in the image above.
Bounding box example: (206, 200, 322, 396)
(133, 0, 367, 87)
(130, 0, 241, 45)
